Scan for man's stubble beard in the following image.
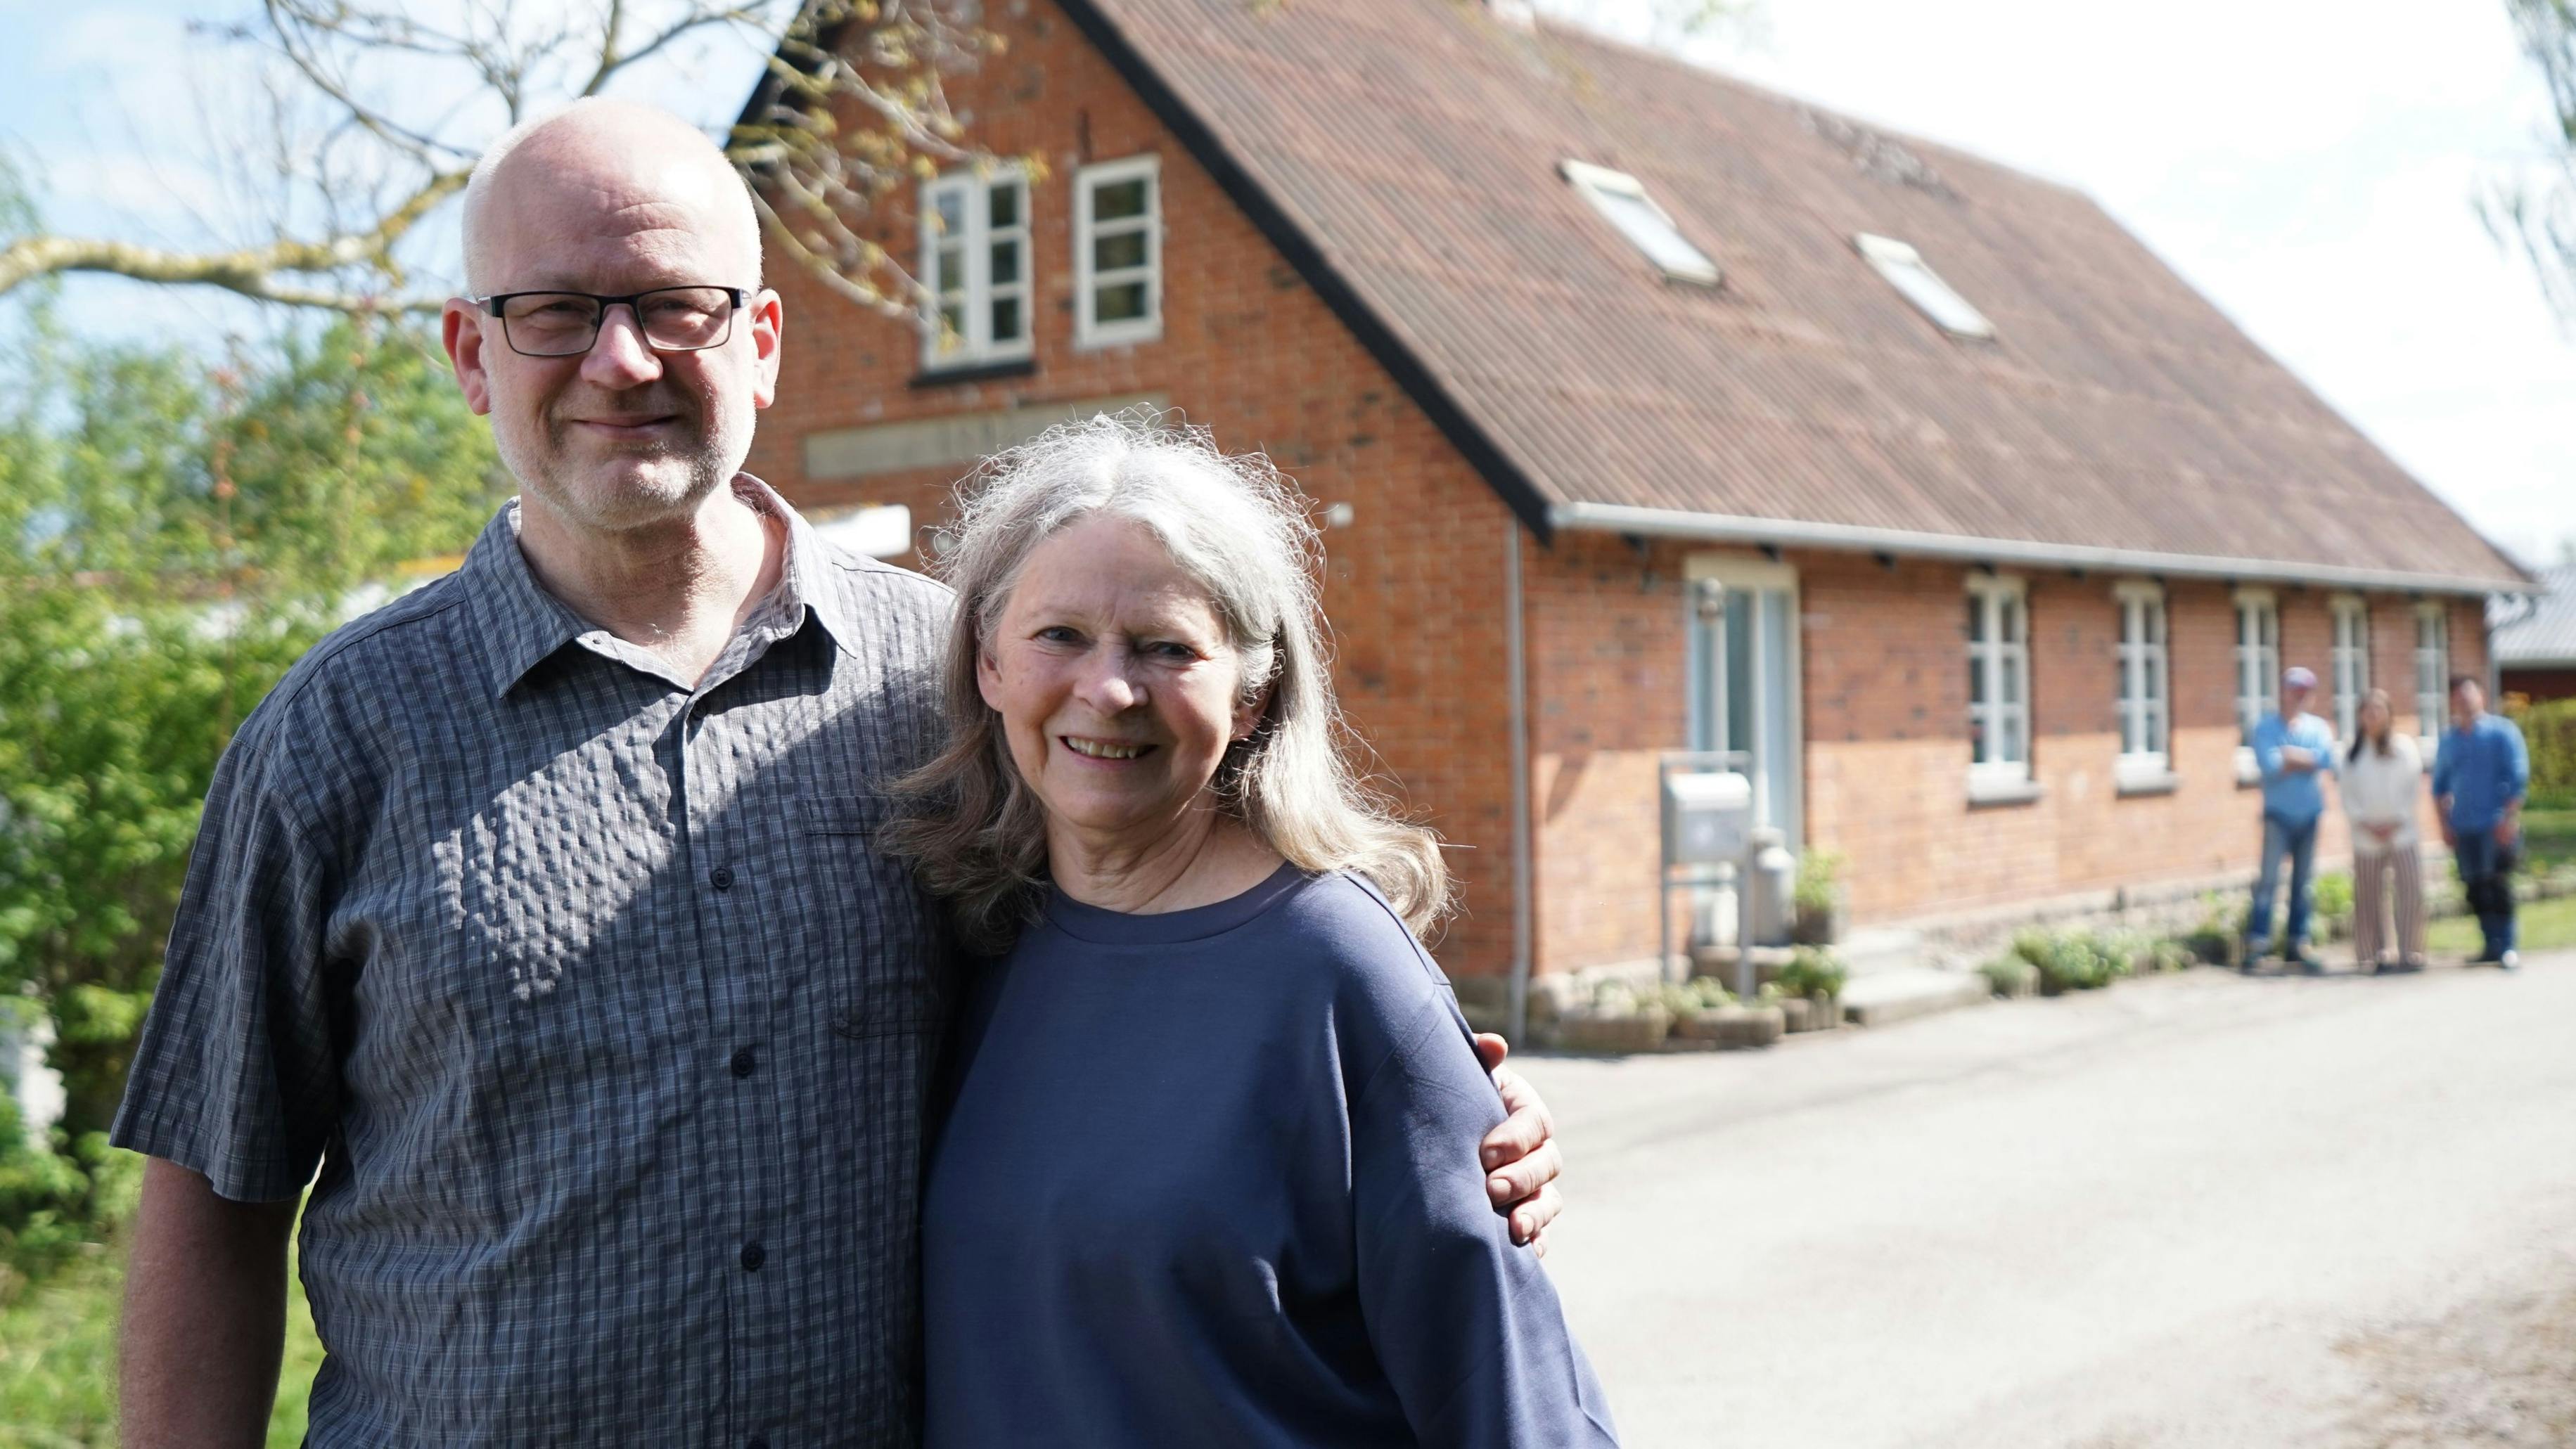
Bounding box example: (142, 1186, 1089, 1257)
(494, 384, 751, 535)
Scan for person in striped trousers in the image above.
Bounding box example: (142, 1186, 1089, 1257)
(2341, 690, 2429, 973)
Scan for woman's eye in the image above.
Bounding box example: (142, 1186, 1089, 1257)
(1146, 640, 1199, 661)
(1035, 626, 1083, 645)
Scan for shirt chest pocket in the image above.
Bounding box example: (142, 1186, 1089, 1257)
(798, 793, 944, 1041)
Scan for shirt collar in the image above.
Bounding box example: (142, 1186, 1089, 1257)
(461, 475, 862, 700)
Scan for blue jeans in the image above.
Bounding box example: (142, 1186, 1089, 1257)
(2248, 811, 2320, 955)
(2454, 827, 2520, 960)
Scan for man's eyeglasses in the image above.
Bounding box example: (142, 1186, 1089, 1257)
(475, 286, 752, 358)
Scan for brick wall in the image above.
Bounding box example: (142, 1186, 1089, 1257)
(2504, 667, 2576, 704)
(744, 0, 2504, 980)
(743, 0, 1524, 977)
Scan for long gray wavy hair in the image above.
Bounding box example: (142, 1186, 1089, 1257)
(888, 412, 1449, 953)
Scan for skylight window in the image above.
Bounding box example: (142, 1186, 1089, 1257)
(1854, 233, 1994, 339)
(1561, 160, 1721, 287)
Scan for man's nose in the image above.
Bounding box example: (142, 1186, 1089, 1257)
(579, 304, 664, 389)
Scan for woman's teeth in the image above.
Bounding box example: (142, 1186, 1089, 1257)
(1063, 738, 1148, 760)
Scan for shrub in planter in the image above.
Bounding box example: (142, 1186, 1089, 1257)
(1978, 953, 2037, 998)
(1791, 848, 1849, 946)
(1556, 981, 1672, 1054)
(1773, 946, 1847, 1031)
(2013, 928, 2131, 994)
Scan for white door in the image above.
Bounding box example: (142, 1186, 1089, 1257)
(1686, 560, 1803, 848)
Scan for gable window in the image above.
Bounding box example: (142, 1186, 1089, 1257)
(1967, 574, 2033, 799)
(1075, 155, 1162, 347)
(1561, 160, 1721, 286)
(920, 167, 1032, 368)
(1855, 233, 1994, 339)
(2414, 603, 2450, 747)
(2330, 595, 2370, 741)
(2115, 583, 2172, 791)
(2234, 589, 2281, 783)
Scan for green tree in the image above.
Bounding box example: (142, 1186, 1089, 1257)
(0, 306, 504, 1284)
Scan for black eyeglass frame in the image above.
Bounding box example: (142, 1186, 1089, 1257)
(474, 285, 755, 358)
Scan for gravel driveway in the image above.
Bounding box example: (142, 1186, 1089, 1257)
(1519, 953, 2576, 1447)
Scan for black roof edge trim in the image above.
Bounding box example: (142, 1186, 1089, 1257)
(1053, 0, 1556, 543)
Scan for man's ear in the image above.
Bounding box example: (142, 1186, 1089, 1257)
(748, 288, 783, 411)
(442, 298, 494, 416)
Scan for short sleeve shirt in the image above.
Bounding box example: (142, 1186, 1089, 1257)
(111, 478, 954, 1448)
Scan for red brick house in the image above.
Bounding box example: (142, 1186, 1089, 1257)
(740, 0, 2530, 1016)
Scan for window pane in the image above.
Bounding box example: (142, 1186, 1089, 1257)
(990, 295, 1023, 343)
(936, 303, 964, 347)
(2148, 704, 2166, 755)
(2148, 605, 2165, 646)
(2002, 652, 2022, 705)
(1092, 177, 1149, 221)
(1967, 595, 1985, 643)
(2005, 710, 2027, 764)
(938, 245, 966, 297)
(1094, 280, 1150, 323)
(1094, 229, 1148, 273)
(1970, 708, 1989, 764)
(988, 182, 1020, 228)
(1969, 652, 1988, 707)
(990, 238, 1020, 286)
(933, 189, 964, 233)
(2146, 651, 2164, 704)
(2002, 599, 2023, 644)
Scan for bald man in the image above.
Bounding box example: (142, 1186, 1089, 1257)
(110, 101, 1561, 1447)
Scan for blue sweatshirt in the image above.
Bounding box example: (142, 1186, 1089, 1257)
(923, 866, 1619, 1448)
(2253, 711, 2338, 823)
(2433, 712, 2530, 832)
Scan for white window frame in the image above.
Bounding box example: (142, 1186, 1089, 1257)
(1966, 574, 2034, 799)
(1683, 554, 1805, 846)
(2414, 601, 2450, 759)
(2113, 581, 2173, 791)
(2233, 588, 2281, 785)
(1561, 160, 1722, 287)
(2330, 594, 2371, 742)
(1855, 233, 1995, 340)
(1075, 155, 1162, 349)
(919, 165, 1033, 369)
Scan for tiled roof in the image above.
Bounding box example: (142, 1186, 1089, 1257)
(1063, 0, 2531, 593)
(2497, 566, 2576, 665)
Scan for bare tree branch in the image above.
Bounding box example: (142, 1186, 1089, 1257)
(0, 171, 464, 311)
(0, 0, 1006, 323)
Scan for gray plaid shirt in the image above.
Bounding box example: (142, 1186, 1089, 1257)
(112, 479, 954, 1447)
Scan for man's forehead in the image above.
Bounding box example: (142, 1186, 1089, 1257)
(480, 181, 750, 289)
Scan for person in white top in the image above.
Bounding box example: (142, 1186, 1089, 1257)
(2340, 689, 2428, 973)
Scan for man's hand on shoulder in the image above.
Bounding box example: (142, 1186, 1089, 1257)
(1470, 1033, 1562, 1255)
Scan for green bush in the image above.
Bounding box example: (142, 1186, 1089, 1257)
(2511, 698, 2576, 806)
(1978, 953, 2037, 996)
(1775, 946, 1847, 999)
(2311, 871, 2356, 936)
(1793, 848, 1846, 914)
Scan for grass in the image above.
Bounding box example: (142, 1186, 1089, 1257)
(2523, 806, 2576, 870)
(2429, 892, 2576, 957)
(0, 1216, 325, 1448)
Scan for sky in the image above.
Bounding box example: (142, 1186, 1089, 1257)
(4, 0, 2571, 570)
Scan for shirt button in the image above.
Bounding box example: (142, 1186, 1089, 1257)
(710, 865, 736, 891)
(741, 1241, 765, 1272)
(730, 1046, 757, 1078)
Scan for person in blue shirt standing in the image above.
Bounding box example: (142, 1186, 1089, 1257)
(2247, 666, 2339, 972)
(2433, 674, 2531, 970)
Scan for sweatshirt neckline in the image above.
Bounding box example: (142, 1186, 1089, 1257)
(1043, 861, 1311, 946)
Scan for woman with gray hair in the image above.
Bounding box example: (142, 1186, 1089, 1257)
(899, 415, 1617, 1446)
